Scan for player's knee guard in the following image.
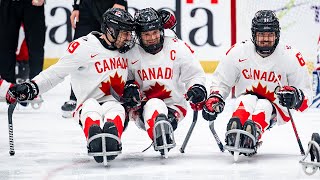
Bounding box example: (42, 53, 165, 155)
(80, 98, 103, 138)
(101, 101, 126, 137)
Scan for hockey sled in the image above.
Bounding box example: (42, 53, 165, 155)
(153, 117, 176, 159)
(224, 129, 257, 161)
(300, 140, 320, 175)
(87, 133, 122, 166)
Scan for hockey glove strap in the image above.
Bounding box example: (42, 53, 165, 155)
(202, 92, 225, 121)
(6, 81, 39, 103)
(122, 80, 141, 108)
(276, 85, 304, 109)
(186, 84, 207, 111)
(158, 9, 177, 30)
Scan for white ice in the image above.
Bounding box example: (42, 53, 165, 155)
(0, 76, 320, 180)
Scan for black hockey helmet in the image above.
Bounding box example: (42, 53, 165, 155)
(134, 7, 164, 54)
(251, 10, 280, 56)
(101, 8, 136, 53)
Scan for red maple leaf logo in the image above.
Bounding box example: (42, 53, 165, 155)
(247, 82, 276, 102)
(144, 82, 171, 100)
(99, 72, 125, 96)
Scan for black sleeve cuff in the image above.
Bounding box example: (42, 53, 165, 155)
(115, 0, 127, 7)
(72, 4, 80, 10)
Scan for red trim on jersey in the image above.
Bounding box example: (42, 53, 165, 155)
(174, 105, 187, 117)
(0, 79, 3, 86)
(73, 103, 83, 118)
(83, 117, 100, 139)
(146, 110, 159, 140)
(252, 112, 268, 133)
(232, 101, 250, 125)
(297, 99, 308, 112)
(274, 104, 290, 122)
(107, 115, 123, 138)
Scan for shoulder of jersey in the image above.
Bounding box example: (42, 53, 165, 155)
(226, 40, 251, 56)
(164, 36, 181, 46)
(124, 45, 141, 63)
(276, 41, 298, 57)
(164, 36, 195, 55)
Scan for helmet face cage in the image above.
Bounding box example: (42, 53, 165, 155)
(251, 10, 280, 55)
(101, 8, 136, 53)
(134, 8, 165, 54)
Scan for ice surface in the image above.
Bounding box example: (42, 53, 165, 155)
(0, 77, 319, 180)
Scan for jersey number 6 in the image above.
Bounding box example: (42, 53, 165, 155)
(296, 52, 305, 67)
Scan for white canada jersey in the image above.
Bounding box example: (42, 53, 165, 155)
(33, 32, 130, 107)
(211, 40, 312, 125)
(126, 36, 206, 114)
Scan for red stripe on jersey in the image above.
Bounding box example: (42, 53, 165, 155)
(297, 99, 308, 112)
(146, 110, 159, 140)
(174, 105, 187, 117)
(0, 79, 3, 86)
(225, 44, 235, 55)
(83, 117, 100, 139)
(274, 104, 290, 122)
(232, 101, 250, 125)
(107, 115, 123, 138)
(73, 103, 83, 118)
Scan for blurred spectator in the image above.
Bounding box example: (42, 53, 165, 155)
(0, 0, 45, 84)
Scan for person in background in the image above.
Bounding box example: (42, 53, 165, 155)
(0, 0, 45, 86)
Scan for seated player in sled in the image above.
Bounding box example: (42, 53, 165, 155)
(122, 8, 206, 158)
(202, 10, 312, 160)
(6, 8, 136, 165)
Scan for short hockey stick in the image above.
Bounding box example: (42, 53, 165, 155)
(180, 110, 198, 153)
(274, 72, 305, 155)
(287, 107, 305, 155)
(8, 102, 17, 156)
(209, 121, 224, 152)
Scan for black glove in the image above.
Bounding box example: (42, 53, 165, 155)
(202, 92, 225, 121)
(276, 85, 304, 109)
(122, 80, 141, 108)
(6, 81, 39, 104)
(158, 9, 177, 30)
(186, 84, 207, 111)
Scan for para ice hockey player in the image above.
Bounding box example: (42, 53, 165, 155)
(202, 10, 312, 160)
(6, 8, 136, 165)
(123, 8, 206, 158)
(300, 132, 320, 175)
